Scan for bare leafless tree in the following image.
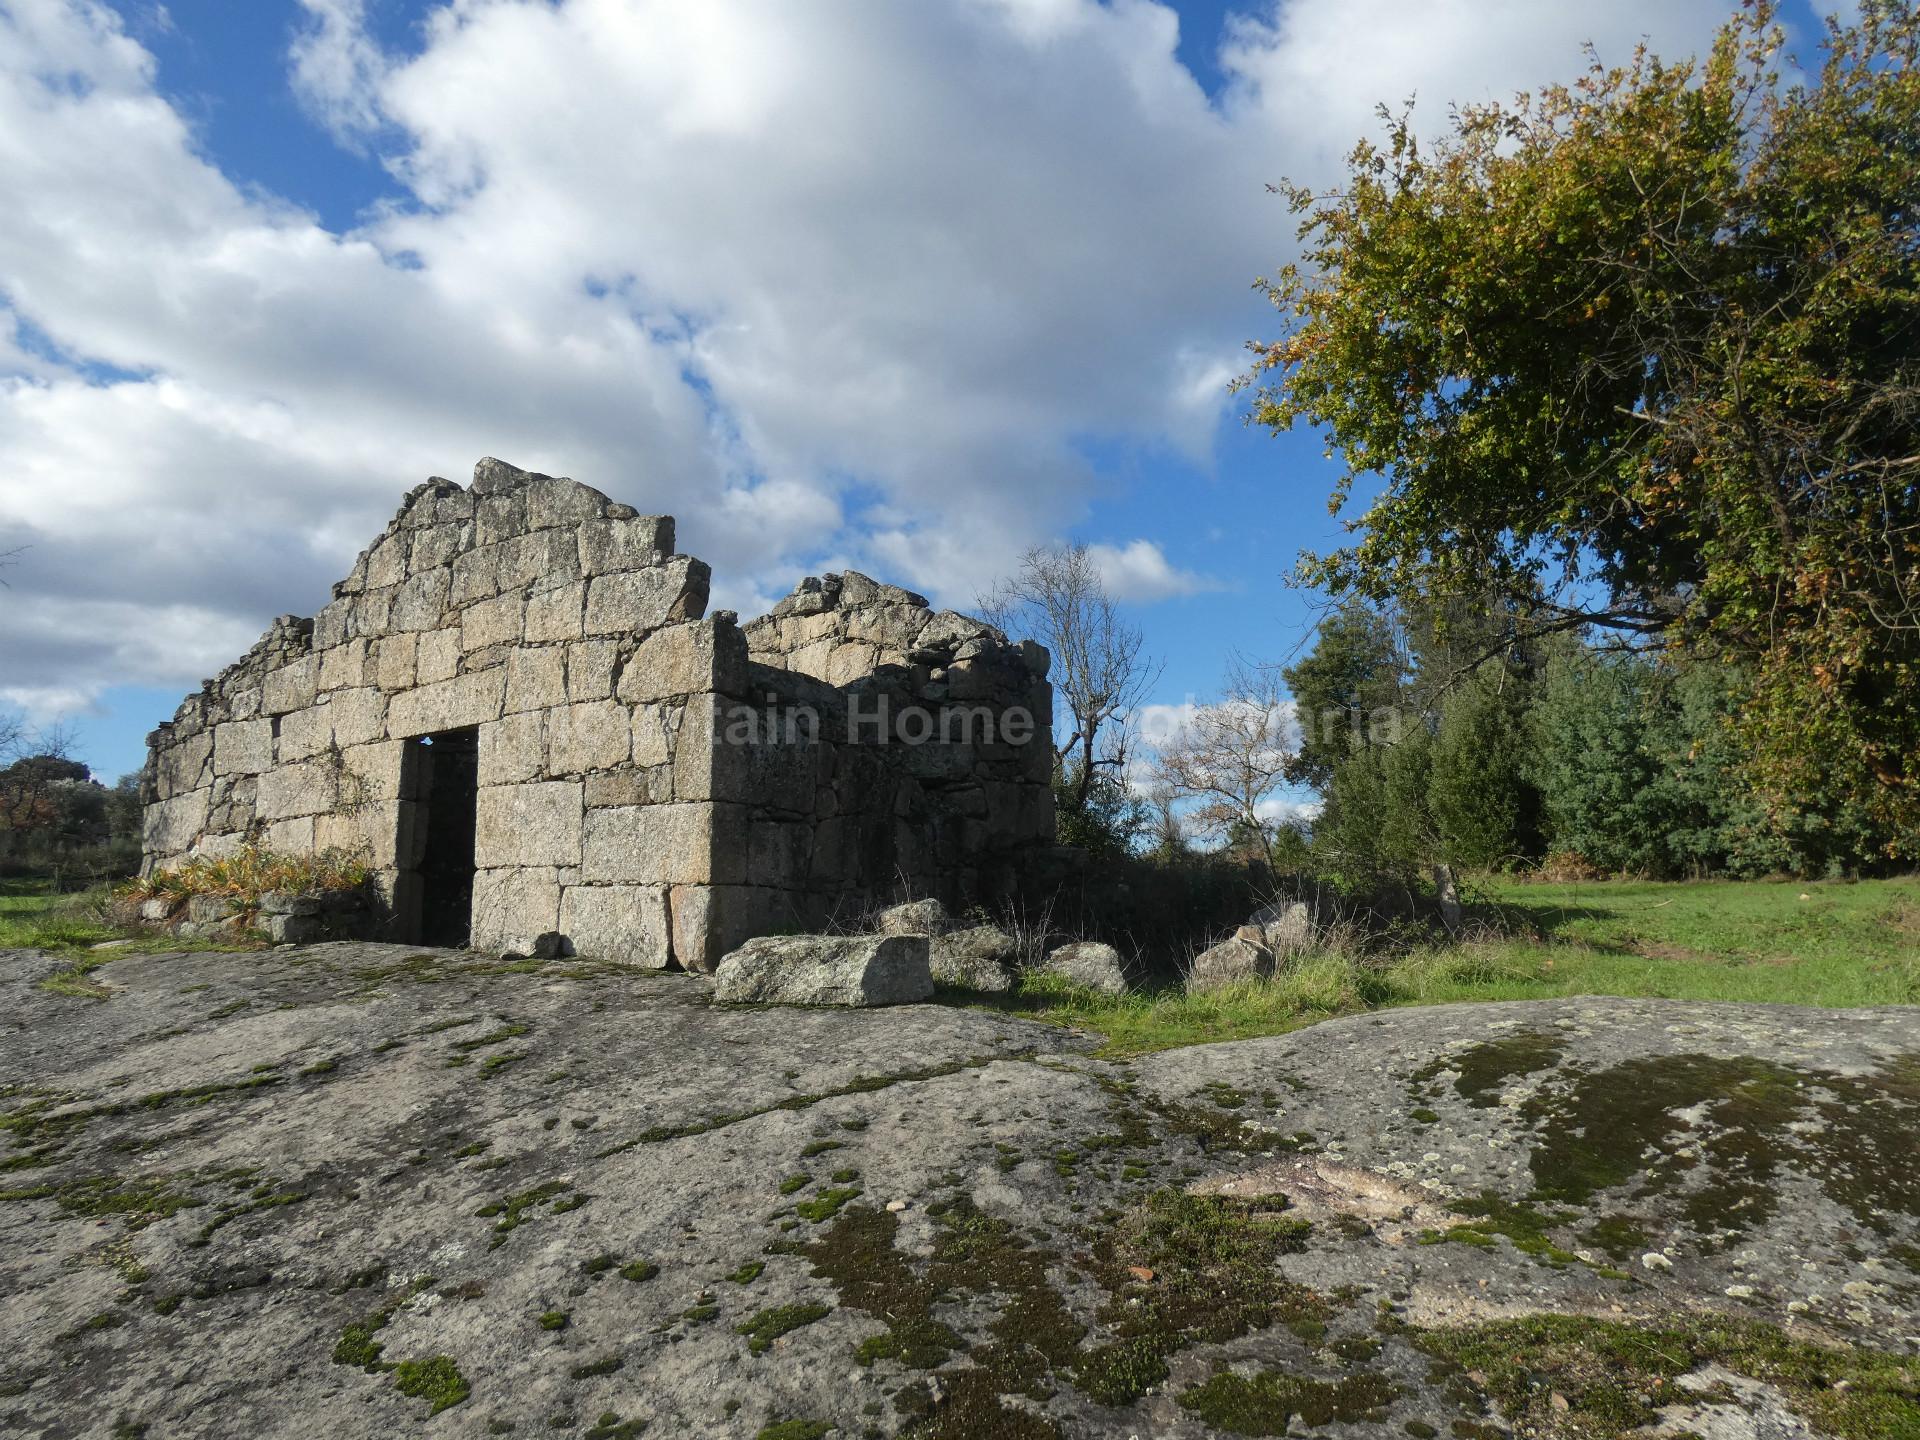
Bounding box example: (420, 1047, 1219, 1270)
(1152, 663, 1294, 879)
(980, 544, 1160, 810)
(1143, 780, 1189, 859)
(0, 713, 72, 764)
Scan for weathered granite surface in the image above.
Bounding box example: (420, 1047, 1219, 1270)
(2, 949, 1915, 1439)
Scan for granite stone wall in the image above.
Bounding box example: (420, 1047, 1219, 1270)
(730, 573, 1055, 935)
(142, 460, 1054, 970)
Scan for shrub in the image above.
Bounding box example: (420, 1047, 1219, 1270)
(123, 845, 371, 909)
(1011, 850, 1273, 984)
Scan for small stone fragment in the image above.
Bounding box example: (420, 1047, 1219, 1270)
(1186, 934, 1275, 993)
(876, 898, 950, 937)
(1041, 940, 1129, 995)
(928, 925, 1017, 991)
(712, 934, 933, 1007)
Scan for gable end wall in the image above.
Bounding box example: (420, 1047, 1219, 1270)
(142, 460, 1054, 969)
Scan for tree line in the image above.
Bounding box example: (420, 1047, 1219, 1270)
(1010, 3, 1920, 891)
(1243, 1, 1920, 871)
(0, 714, 141, 887)
(1285, 596, 1902, 885)
(14, 4, 1917, 903)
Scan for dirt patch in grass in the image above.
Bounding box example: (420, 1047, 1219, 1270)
(1884, 900, 1920, 939)
(1632, 941, 1713, 963)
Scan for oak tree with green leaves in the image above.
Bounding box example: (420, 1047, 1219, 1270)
(1247, 2, 1920, 851)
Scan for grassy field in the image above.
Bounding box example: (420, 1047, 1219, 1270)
(0, 878, 248, 995)
(975, 875, 1920, 1056)
(8, 873, 1917, 1046)
(0, 878, 129, 950)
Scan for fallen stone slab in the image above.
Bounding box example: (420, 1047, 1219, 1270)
(1251, 897, 1315, 953)
(712, 933, 933, 1006)
(1041, 939, 1129, 994)
(929, 924, 1017, 992)
(1185, 932, 1276, 992)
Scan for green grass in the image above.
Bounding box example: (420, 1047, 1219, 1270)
(390, 1354, 470, 1415)
(0, 881, 126, 952)
(124, 843, 369, 906)
(11, 872, 1916, 1044)
(1, 880, 255, 986)
(735, 1301, 831, 1355)
(965, 876, 1920, 1056)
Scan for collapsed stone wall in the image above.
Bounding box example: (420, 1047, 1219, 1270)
(724, 573, 1055, 935)
(142, 460, 1054, 970)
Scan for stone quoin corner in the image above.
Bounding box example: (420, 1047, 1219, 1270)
(139, 458, 1056, 970)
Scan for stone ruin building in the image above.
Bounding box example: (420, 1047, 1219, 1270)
(140, 459, 1056, 969)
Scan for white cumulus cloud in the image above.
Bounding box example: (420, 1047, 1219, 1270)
(1087, 539, 1217, 602)
(0, 0, 1741, 717)
(289, 0, 392, 145)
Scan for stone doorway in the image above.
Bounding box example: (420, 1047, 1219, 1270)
(401, 727, 479, 947)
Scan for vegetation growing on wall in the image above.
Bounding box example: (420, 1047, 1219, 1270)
(124, 846, 372, 907)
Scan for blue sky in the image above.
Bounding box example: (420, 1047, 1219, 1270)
(0, 0, 1830, 789)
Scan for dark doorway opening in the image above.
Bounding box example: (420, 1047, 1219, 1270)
(401, 727, 479, 948)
